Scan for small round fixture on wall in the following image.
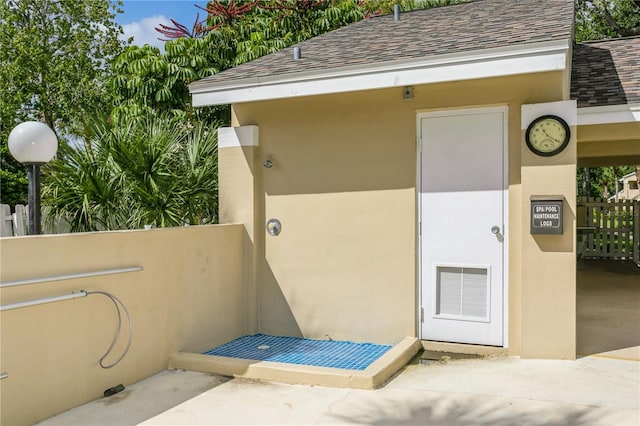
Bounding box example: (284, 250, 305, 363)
(263, 156, 273, 168)
(266, 218, 282, 236)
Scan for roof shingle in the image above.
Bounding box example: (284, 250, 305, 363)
(192, 0, 573, 88)
(571, 37, 640, 108)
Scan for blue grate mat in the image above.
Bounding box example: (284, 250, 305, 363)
(203, 334, 392, 371)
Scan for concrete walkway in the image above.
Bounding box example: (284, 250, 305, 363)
(39, 355, 639, 426)
(577, 259, 640, 360)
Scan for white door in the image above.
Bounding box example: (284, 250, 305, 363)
(419, 106, 507, 346)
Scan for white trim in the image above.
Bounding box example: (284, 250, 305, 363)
(577, 104, 640, 125)
(417, 105, 509, 348)
(218, 125, 259, 148)
(521, 100, 577, 129)
(192, 41, 569, 107)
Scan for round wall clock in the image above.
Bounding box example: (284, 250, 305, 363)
(525, 115, 570, 157)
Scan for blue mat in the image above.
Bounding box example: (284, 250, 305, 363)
(203, 334, 392, 371)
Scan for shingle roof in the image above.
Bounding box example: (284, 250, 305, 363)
(571, 37, 640, 108)
(191, 0, 573, 89)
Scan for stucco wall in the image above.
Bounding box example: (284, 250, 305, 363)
(0, 225, 245, 425)
(228, 71, 568, 348)
(577, 122, 640, 167)
(521, 101, 577, 360)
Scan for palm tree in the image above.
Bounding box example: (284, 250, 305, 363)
(42, 113, 219, 232)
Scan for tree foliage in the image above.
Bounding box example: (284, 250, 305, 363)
(0, 0, 126, 204)
(575, 0, 640, 42)
(577, 166, 637, 199)
(42, 113, 219, 231)
(113, 0, 467, 124)
(0, 0, 125, 131)
(110, 42, 222, 123)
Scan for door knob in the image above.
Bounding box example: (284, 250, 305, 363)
(491, 226, 501, 235)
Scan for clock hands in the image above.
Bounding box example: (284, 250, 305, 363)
(541, 128, 560, 143)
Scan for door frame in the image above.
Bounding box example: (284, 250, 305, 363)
(416, 105, 509, 347)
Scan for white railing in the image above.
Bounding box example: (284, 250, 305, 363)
(577, 197, 639, 265)
(1, 204, 69, 236)
(0, 266, 143, 288)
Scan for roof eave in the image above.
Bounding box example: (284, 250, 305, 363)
(190, 40, 571, 107)
(577, 104, 640, 125)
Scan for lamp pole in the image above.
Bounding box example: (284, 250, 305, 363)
(26, 163, 43, 235)
(8, 122, 58, 235)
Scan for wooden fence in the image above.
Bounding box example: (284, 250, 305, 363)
(577, 198, 639, 266)
(1, 204, 69, 237)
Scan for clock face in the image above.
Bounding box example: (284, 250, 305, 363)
(525, 115, 570, 157)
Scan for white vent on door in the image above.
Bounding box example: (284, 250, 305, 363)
(435, 266, 490, 322)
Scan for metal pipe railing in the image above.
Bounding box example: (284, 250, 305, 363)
(0, 291, 88, 312)
(0, 266, 143, 288)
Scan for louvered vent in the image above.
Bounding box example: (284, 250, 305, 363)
(436, 266, 488, 320)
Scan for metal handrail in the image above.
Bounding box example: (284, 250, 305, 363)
(0, 291, 87, 311)
(0, 266, 143, 288)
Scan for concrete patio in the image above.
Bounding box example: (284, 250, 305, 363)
(38, 354, 639, 425)
(577, 259, 640, 360)
(36, 259, 639, 425)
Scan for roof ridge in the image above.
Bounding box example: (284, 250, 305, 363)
(366, 0, 481, 19)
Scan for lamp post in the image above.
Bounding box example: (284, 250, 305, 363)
(8, 122, 58, 235)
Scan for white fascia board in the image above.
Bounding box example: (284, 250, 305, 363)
(521, 100, 577, 128)
(191, 40, 569, 107)
(577, 104, 640, 125)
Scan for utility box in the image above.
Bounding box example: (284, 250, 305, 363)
(531, 197, 563, 235)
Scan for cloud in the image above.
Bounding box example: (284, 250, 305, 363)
(121, 15, 171, 51)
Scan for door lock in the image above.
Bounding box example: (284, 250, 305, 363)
(491, 226, 501, 235)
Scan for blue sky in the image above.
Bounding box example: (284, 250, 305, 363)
(115, 1, 208, 50)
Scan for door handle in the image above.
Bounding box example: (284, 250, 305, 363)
(491, 226, 501, 235)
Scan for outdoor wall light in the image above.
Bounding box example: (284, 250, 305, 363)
(8, 121, 58, 235)
(266, 218, 282, 236)
(403, 86, 414, 100)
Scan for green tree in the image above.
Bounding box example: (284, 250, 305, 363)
(110, 41, 224, 124)
(42, 113, 219, 231)
(573, 1, 639, 198)
(0, 0, 126, 204)
(575, 0, 640, 42)
(115, 0, 468, 123)
(577, 166, 636, 199)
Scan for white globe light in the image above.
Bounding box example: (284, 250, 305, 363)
(8, 121, 58, 164)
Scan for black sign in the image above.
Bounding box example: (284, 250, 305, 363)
(531, 199, 563, 235)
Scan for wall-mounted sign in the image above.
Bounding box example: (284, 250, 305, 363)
(531, 197, 563, 235)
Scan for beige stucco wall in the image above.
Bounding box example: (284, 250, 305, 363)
(577, 122, 640, 167)
(0, 225, 245, 425)
(227, 71, 569, 350)
(520, 101, 577, 360)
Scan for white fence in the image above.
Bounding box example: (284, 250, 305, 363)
(577, 198, 639, 266)
(0, 204, 69, 237)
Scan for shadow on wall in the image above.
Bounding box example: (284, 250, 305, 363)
(257, 253, 304, 338)
(260, 125, 415, 196)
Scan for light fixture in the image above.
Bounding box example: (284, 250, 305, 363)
(263, 156, 273, 168)
(403, 86, 414, 100)
(8, 121, 59, 235)
(266, 218, 281, 236)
